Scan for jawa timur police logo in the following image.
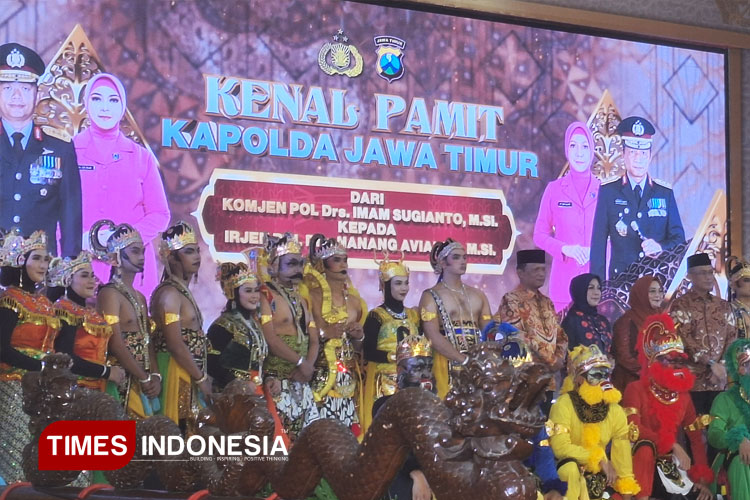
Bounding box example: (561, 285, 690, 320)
(374, 36, 406, 82)
(318, 29, 363, 78)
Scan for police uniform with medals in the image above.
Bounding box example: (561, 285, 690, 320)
(590, 117, 685, 280)
(0, 43, 82, 256)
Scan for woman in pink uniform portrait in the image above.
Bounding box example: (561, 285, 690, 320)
(74, 73, 170, 299)
(533, 121, 600, 312)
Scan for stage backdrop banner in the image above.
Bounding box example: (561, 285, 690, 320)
(17, 0, 727, 320)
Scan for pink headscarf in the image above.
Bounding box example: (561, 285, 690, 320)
(564, 121, 595, 169)
(84, 73, 127, 132)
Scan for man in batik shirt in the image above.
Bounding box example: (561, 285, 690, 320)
(670, 252, 737, 414)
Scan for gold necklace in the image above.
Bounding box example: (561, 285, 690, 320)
(649, 381, 679, 405)
(441, 281, 475, 351)
(740, 386, 750, 404)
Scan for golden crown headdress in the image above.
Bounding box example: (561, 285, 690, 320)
(89, 219, 143, 265)
(429, 238, 464, 274)
(264, 232, 303, 263)
(374, 250, 409, 286)
(0, 229, 47, 268)
(396, 333, 432, 364)
(47, 251, 94, 288)
(568, 344, 611, 377)
(639, 313, 685, 364)
(160, 221, 197, 256)
(728, 256, 750, 282)
(309, 233, 346, 263)
(216, 261, 259, 300)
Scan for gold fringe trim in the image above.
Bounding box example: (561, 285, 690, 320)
(0, 294, 59, 329)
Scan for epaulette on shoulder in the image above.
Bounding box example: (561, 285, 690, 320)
(601, 176, 622, 186)
(651, 177, 673, 189)
(41, 125, 72, 143)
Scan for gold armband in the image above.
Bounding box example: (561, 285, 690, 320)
(623, 407, 638, 417)
(308, 320, 317, 329)
(420, 308, 437, 322)
(628, 422, 640, 442)
(164, 312, 180, 325)
(538, 439, 549, 447)
(260, 314, 273, 325)
(685, 414, 714, 432)
(545, 421, 569, 437)
(481, 314, 492, 321)
(104, 314, 120, 325)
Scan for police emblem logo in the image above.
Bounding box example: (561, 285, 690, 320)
(632, 120, 645, 136)
(374, 36, 406, 82)
(7, 48, 24, 68)
(318, 29, 363, 78)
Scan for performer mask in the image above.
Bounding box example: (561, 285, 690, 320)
(649, 351, 695, 393)
(578, 367, 621, 406)
(84, 73, 126, 132)
(397, 356, 434, 392)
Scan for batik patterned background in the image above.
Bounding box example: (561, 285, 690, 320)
(0, 0, 729, 320)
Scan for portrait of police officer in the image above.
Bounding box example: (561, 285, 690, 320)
(590, 116, 685, 280)
(0, 42, 81, 256)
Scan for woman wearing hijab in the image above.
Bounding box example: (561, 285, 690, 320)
(74, 73, 170, 300)
(534, 121, 600, 312)
(611, 275, 664, 392)
(561, 273, 612, 354)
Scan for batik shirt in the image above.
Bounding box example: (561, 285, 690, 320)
(670, 290, 737, 391)
(498, 286, 568, 366)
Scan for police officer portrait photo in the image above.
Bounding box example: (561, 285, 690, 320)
(590, 116, 686, 281)
(0, 42, 81, 257)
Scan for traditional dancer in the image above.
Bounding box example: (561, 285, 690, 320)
(305, 234, 366, 436)
(728, 256, 750, 339)
(47, 251, 124, 391)
(91, 220, 161, 418)
(150, 221, 209, 429)
(260, 233, 320, 441)
(708, 338, 750, 499)
(420, 238, 491, 398)
(548, 344, 639, 500)
(362, 251, 419, 432)
(208, 259, 268, 391)
(372, 332, 435, 500)
(0, 230, 58, 482)
(622, 313, 712, 500)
